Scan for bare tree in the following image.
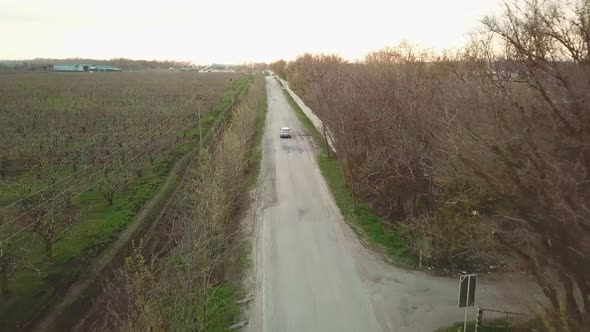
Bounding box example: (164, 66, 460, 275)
(0, 128, 17, 180)
(30, 195, 84, 261)
(269, 59, 288, 79)
(457, 0, 590, 327)
(274, 6, 589, 326)
(0, 213, 36, 294)
(97, 161, 131, 206)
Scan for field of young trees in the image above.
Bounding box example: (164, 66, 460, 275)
(0, 71, 243, 328)
(95, 74, 266, 331)
(272, 0, 589, 329)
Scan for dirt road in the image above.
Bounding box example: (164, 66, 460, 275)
(246, 76, 542, 332)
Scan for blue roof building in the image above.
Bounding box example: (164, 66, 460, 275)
(53, 64, 91, 72)
(53, 64, 121, 72)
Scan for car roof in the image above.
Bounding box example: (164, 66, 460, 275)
(280, 127, 291, 130)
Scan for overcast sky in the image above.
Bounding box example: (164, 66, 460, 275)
(1, 0, 502, 64)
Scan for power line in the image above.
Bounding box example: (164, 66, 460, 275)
(1, 86, 228, 235)
(0, 102, 201, 234)
(3, 84, 225, 204)
(4, 113, 198, 240)
(0, 94, 202, 213)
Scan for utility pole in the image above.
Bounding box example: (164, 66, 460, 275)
(199, 106, 202, 151)
(197, 94, 202, 151)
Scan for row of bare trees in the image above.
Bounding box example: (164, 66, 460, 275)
(0, 73, 225, 188)
(272, 0, 589, 329)
(104, 75, 265, 331)
(0, 58, 194, 71)
(0, 73, 237, 298)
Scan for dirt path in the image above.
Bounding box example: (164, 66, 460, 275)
(245, 76, 544, 332)
(32, 147, 195, 331)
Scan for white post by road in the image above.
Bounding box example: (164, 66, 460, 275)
(464, 276, 471, 332)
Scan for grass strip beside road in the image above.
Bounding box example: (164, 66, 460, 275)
(214, 76, 268, 331)
(436, 320, 515, 332)
(281, 85, 418, 268)
(246, 82, 269, 189)
(113, 75, 265, 331)
(436, 318, 545, 332)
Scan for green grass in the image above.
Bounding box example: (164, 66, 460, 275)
(205, 76, 265, 331)
(436, 320, 511, 332)
(233, 77, 267, 277)
(437, 318, 546, 332)
(158, 282, 242, 331)
(281, 87, 418, 268)
(246, 84, 268, 189)
(166, 76, 259, 331)
(233, 76, 267, 298)
(204, 283, 242, 332)
(1, 166, 164, 327)
(178, 77, 251, 154)
(0, 76, 252, 330)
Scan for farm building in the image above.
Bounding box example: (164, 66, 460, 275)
(91, 65, 121, 72)
(52, 64, 121, 72)
(53, 64, 91, 72)
(199, 64, 236, 73)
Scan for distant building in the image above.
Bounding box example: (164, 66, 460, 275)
(168, 67, 194, 72)
(53, 64, 121, 72)
(90, 65, 121, 72)
(199, 64, 236, 73)
(53, 64, 91, 72)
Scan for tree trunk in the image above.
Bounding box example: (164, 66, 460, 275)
(323, 125, 330, 158)
(494, 232, 560, 309)
(350, 173, 356, 212)
(45, 240, 54, 261)
(0, 265, 9, 295)
(560, 272, 582, 323)
(107, 190, 114, 206)
(0, 159, 6, 180)
(573, 273, 590, 313)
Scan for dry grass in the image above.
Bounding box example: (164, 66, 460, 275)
(101, 75, 266, 331)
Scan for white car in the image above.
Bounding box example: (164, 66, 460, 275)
(280, 127, 292, 138)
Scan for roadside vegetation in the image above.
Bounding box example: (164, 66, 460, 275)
(437, 322, 510, 332)
(437, 322, 506, 332)
(0, 71, 244, 329)
(246, 77, 269, 189)
(100, 75, 266, 331)
(436, 319, 545, 332)
(272, 0, 590, 329)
